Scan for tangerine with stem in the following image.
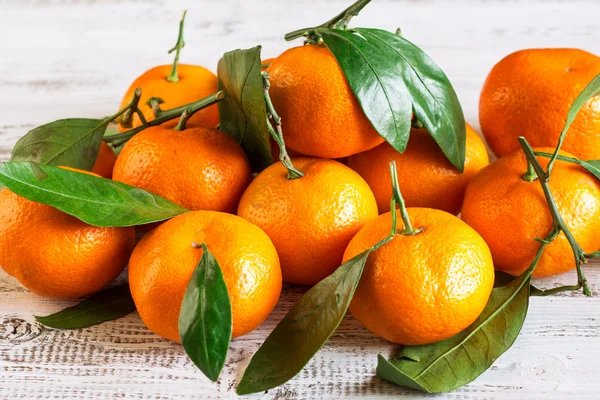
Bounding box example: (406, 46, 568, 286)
(343, 161, 494, 345)
(117, 10, 219, 132)
(113, 93, 251, 214)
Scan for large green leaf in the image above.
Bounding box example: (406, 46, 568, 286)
(179, 244, 232, 382)
(0, 162, 188, 227)
(217, 46, 274, 171)
(35, 285, 136, 329)
(11, 118, 107, 171)
(317, 27, 466, 172)
(376, 267, 532, 393)
(237, 249, 372, 395)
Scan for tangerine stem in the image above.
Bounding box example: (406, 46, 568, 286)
(532, 284, 582, 296)
(104, 91, 224, 146)
(174, 109, 193, 131)
(147, 97, 165, 117)
(262, 71, 304, 180)
(533, 151, 580, 164)
(172, 91, 224, 131)
(388, 161, 422, 236)
(284, 0, 372, 41)
(519, 137, 591, 296)
(106, 90, 140, 125)
(389, 196, 397, 237)
(167, 10, 187, 83)
(585, 250, 600, 258)
(118, 88, 145, 129)
(522, 161, 537, 182)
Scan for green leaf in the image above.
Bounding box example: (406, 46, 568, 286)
(0, 162, 188, 227)
(531, 150, 600, 182)
(556, 74, 600, 149)
(580, 159, 600, 180)
(179, 244, 232, 382)
(376, 267, 533, 393)
(317, 27, 466, 172)
(217, 46, 274, 171)
(495, 269, 541, 293)
(237, 249, 371, 395)
(35, 285, 136, 329)
(493, 270, 517, 287)
(11, 118, 107, 171)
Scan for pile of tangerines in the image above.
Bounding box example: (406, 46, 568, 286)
(1, 1, 600, 394)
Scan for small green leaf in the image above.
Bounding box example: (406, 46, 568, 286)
(376, 267, 533, 393)
(35, 285, 136, 329)
(556, 74, 600, 150)
(179, 244, 232, 382)
(11, 118, 107, 171)
(532, 150, 600, 182)
(0, 162, 188, 227)
(317, 27, 466, 171)
(217, 46, 274, 171)
(237, 249, 371, 395)
(580, 159, 600, 180)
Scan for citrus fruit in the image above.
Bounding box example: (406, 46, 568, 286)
(91, 142, 117, 179)
(117, 64, 219, 132)
(0, 169, 135, 299)
(480, 48, 600, 159)
(128, 210, 281, 341)
(462, 147, 600, 277)
(348, 124, 489, 215)
(343, 208, 494, 345)
(112, 123, 252, 213)
(237, 157, 378, 285)
(267, 45, 385, 158)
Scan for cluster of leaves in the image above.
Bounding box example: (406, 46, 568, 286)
(4, 0, 599, 396)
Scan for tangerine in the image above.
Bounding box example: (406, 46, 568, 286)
(128, 210, 281, 341)
(343, 208, 494, 345)
(480, 48, 600, 159)
(462, 147, 600, 277)
(238, 157, 378, 285)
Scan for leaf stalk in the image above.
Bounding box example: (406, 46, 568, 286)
(518, 137, 591, 296)
(388, 161, 422, 236)
(261, 72, 304, 180)
(167, 10, 187, 83)
(104, 91, 224, 147)
(284, 0, 372, 41)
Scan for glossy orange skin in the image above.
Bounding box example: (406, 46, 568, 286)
(348, 124, 489, 215)
(91, 142, 117, 178)
(480, 48, 600, 159)
(118, 64, 219, 132)
(128, 211, 282, 341)
(343, 208, 494, 345)
(0, 169, 135, 299)
(238, 158, 378, 285)
(113, 124, 252, 213)
(462, 148, 600, 277)
(267, 45, 385, 158)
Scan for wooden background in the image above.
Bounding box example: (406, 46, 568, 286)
(1, 0, 600, 398)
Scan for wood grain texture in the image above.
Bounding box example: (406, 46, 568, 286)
(1, 0, 600, 398)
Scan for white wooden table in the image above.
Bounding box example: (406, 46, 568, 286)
(1, 1, 600, 398)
